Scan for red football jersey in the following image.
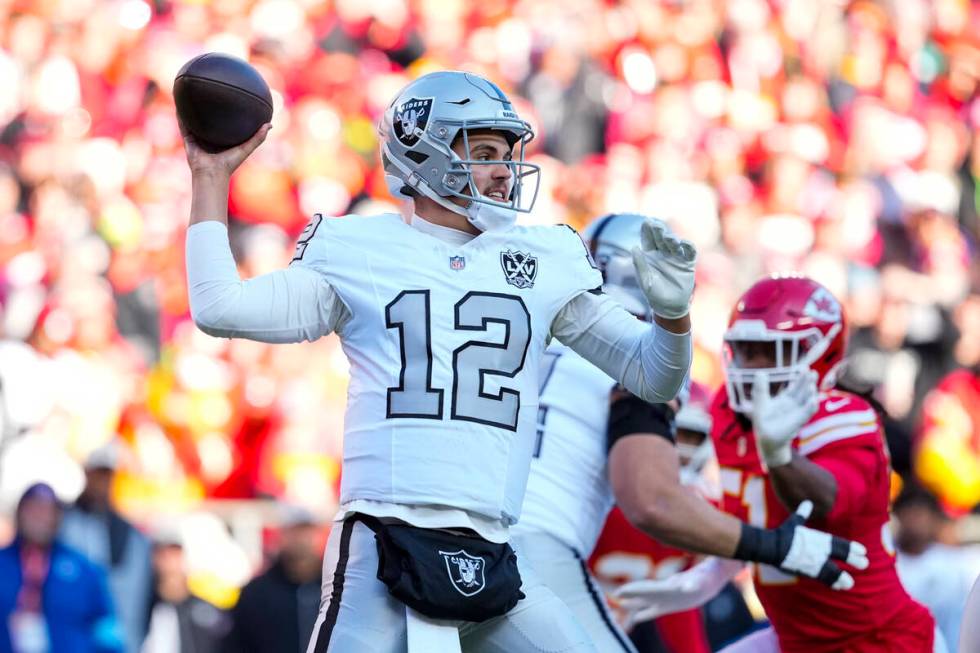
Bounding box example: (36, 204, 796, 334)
(590, 507, 712, 653)
(710, 387, 933, 652)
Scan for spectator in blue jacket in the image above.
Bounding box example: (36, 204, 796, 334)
(0, 482, 124, 653)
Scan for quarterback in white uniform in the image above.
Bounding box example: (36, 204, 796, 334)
(513, 213, 872, 653)
(182, 71, 694, 653)
(180, 71, 860, 653)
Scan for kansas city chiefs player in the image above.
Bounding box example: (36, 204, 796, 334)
(617, 275, 943, 653)
(589, 382, 717, 653)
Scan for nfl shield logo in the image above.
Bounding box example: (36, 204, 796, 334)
(393, 97, 433, 147)
(439, 550, 486, 597)
(449, 256, 466, 271)
(500, 250, 538, 289)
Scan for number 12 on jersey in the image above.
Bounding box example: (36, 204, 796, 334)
(385, 290, 531, 432)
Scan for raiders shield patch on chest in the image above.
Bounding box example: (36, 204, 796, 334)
(500, 250, 537, 289)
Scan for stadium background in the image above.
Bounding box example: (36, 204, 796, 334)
(0, 0, 978, 649)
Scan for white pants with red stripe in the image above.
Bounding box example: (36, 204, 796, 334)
(305, 518, 597, 653)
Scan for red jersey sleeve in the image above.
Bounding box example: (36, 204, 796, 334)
(794, 392, 889, 527)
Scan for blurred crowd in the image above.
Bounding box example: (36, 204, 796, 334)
(0, 0, 978, 650)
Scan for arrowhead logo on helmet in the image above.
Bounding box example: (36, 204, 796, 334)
(803, 287, 842, 323)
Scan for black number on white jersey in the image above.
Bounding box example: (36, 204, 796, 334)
(451, 292, 531, 431)
(533, 348, 564, 457)
(385, 290, 531, 431)
(385, 290, 444, 419)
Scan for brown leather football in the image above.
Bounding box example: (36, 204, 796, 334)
(173, 53, 273, 153)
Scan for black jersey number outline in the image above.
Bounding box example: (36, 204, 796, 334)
(385, 291, 531, 431)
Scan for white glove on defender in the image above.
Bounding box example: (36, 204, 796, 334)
(775, 500, 868, 590)
(614, 557, 745, 630)
(630, 218, 697, 320)
(750, 370, 819, 467)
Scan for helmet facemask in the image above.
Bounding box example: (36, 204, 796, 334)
(442, 125, 540, 215)
(723, 320, 841, 413)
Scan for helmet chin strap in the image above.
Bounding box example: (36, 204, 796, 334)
(382, 145, 518, 232)
(411, 174, 517, 233)
(463, 199, 517, 232)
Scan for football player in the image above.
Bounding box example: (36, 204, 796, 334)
(180, 71, 861, 653)
(589, 382, 718, 653)
(617, 275, 944, 652)
(514, 215, 865, 653)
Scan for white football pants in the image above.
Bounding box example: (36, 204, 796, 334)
(511, 532, 637, 653)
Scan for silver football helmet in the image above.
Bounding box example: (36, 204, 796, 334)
(674, 379, 714, 486)
(582, 213, 651, 318)
(379, 71, 540, 231)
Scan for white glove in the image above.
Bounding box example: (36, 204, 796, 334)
(613, 558, 744, 630)
(630, 218, 697, 320)
(772, 500, 869, 590)
(750, 370, 819, 468)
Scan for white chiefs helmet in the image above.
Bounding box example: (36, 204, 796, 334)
(379, 71, 540, 231)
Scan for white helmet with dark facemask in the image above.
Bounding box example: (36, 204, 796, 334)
(582, 213, 651, 319)
(379, 71, 540, 232)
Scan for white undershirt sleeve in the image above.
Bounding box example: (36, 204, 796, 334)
(551, 291, 691, 403)
(185, 220, 349, 343)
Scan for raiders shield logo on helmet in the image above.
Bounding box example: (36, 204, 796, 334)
(393, 97, 433, 147)
(500, 250, 537, 289)
(439, 550, 486, 597)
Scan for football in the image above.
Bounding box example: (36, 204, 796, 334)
(173, 53, 273, 153)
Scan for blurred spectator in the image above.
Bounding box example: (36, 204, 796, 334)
(61, 443, 153, 653)
(893, 484, 971, 651)
(141, 528, 229, 653)
(915, 365, 980, 514)
(222, 505, 323, 653)
(0, 482, 124, 653)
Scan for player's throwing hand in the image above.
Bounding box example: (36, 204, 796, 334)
(179, 119, 271, 178)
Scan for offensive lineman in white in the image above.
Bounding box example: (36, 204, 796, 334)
(180, 71, 861, 652)
(512, 214, 870, 653)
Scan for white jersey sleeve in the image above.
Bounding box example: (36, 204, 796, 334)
(551, 290, 691, 404)
(185, 219, 348, 342)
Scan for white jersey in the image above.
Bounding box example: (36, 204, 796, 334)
(292, 213, 602, 525)
(513, 343, 617, 556)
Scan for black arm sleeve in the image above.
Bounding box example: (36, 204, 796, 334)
(606, 387, 675, 452)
